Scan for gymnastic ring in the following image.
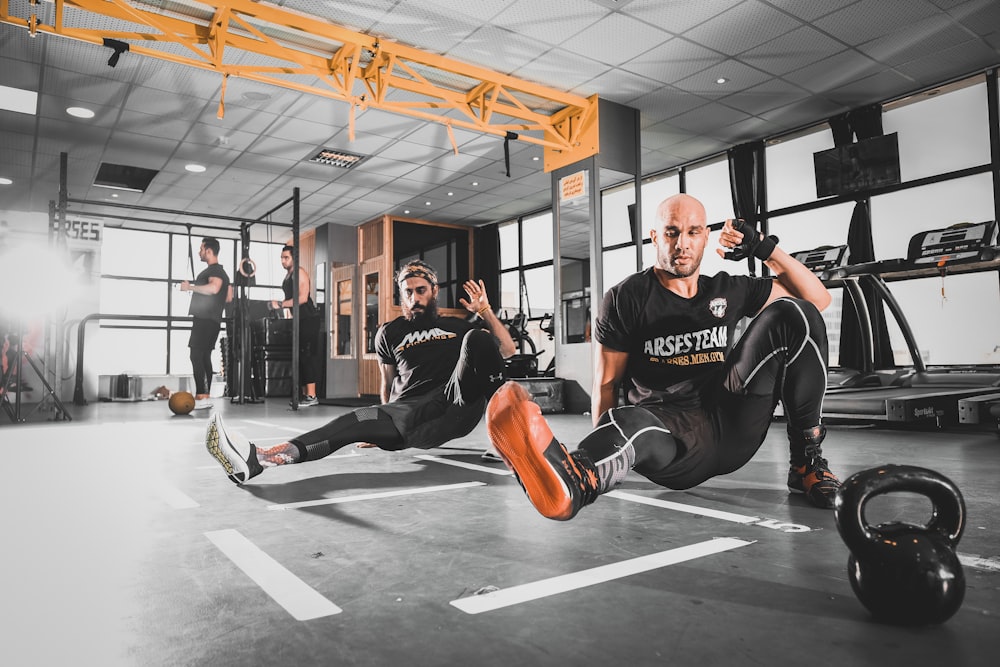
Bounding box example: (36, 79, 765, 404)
(239, 257, 256, 278)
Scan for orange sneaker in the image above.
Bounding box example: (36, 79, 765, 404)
(486, 381, 599, 520)
(787, 427, 841, 509)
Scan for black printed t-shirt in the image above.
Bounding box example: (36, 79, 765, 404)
(375, 315, 478, 402)
(595, 268, 771, 409)
(189, 263, 230, 323)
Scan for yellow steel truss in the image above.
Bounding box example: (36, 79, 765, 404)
(1, 0, 600, 170)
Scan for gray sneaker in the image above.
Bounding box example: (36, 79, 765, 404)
(205, 413, 263, 485)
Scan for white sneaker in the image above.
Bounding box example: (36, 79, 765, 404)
(194, 398, 214, 409)
(205, 413, 262, 485)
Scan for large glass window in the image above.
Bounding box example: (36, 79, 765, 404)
(765, 128, 835, 210)
(498, 220, 519, 270)
(870, 173, 994, 261)
(886, 274, 1000, 366)
(884, 79, 991, 182)
(102, 228, 169, 278)
(521, 212, 553, 266)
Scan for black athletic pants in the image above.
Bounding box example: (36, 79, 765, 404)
(603, 297, 828, 490)
(290, 329, 507, 461)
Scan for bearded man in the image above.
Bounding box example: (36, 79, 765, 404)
(205, 260, 515, 485)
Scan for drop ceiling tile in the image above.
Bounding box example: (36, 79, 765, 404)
(683, 0, 802, 56)
(621, 37, 725, 85)
(672, 59, 773, 98)
(739, 25, 846, 76)
(622, 0, 738, 35)
(491, 0, 606, 45)
(510, 47, 610, 93)
(782, 50, 881, 94)
(561, 13, 672, 66)
(814, 0, 940, 46)
(762, 0, 857, 22)
(718, 78, 812, 116)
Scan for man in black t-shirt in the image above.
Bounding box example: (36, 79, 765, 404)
(487, 193, 842, 520)
(180, 237, 230, 410)
(204, 260, 516, 485)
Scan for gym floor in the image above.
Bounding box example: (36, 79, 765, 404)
(2, 399, 998, 666)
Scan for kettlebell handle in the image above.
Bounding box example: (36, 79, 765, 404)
(835, 464, 966, 550)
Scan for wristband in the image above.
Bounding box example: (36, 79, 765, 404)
(753, 235, 778, 261)
(476, 306, 491, 318)
(723, 218, 779, 262)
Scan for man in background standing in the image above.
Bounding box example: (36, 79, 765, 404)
(180, 237, 230, 410)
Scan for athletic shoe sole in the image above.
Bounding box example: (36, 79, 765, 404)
(486, 381, 579, 520)
(205, 413, 253, 485)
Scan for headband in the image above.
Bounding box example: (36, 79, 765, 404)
(397, 263, 437, 286)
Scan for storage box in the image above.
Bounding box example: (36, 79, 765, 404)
(512, 377, 564, 414)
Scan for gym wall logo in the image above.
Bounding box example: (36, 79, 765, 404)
(708, 297, 728, 318)
(395, 327, 457, 352)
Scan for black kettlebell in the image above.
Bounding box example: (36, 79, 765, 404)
(834, 464, 966, 625)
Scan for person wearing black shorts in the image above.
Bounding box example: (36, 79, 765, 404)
(205, 260, 516, 484)
(487, 193, 842, 520)
(180, 237, 230, 410)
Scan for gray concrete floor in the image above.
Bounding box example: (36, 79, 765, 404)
(2, 398, 998, 666)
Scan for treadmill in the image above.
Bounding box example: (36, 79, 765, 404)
(792, 220, 1000, 429)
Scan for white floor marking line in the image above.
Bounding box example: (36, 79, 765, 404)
(959, 554, 1000, 572)
(267, 481, 486, 510)
(205, 529, 342, 620)
(606, 490, 817, 533)
(450, 537, 755, 615)
(415, 454, 513, 476)
(155, 482, 199, 509)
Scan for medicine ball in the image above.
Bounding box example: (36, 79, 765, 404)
(168, 391, 195, 415)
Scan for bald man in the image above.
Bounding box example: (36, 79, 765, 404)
(488, 193, 842, 520)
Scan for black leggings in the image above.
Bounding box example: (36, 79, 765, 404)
(592, 298, 828, 490)
(290, 329, 507, 460)
(190, 348, 214, 396)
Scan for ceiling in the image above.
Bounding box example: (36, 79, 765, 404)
(2, 0, 999, 240)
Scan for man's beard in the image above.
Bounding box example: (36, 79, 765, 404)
(403, 297, 439, 322)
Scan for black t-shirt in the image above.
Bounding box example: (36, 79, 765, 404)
(595, 268, 771, 408)
(375, 315, 479, 401)
(189, 263, 230, 322)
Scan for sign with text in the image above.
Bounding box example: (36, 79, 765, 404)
(559, 171, 588, 204)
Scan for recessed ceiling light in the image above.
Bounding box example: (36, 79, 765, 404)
(185, 164, 207, 173)
(532, 156, 539, 161)
(447, 192, 453, 196)
(404, 209, 410, 214)
(111, 193, 119, 198)
(472, 181, 479, 186)
(66, 106, 95, 118)
(716, 77, 728, 84)
(424, 201, 431, 206)
(0, 177, 12, 185)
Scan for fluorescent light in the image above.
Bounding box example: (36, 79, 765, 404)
(0, 85, 38, 115)
(67, 106, 95, 118)
(0, 177, 13, 185)
(185, 164, 207, 173)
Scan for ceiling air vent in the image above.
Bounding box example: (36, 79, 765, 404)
(308, 147, 367, 169)
(93, 162, 159, 192)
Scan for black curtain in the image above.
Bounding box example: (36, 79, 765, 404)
(474, 223, 501, 308)
(727, 140, 764, 275)
(832, 104, 895, 370)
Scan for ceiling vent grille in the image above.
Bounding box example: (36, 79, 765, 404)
(93, 162, 159, 192)
(308, 148, 367, 169)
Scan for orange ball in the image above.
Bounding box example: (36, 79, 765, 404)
(168, 391, 195, 415)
